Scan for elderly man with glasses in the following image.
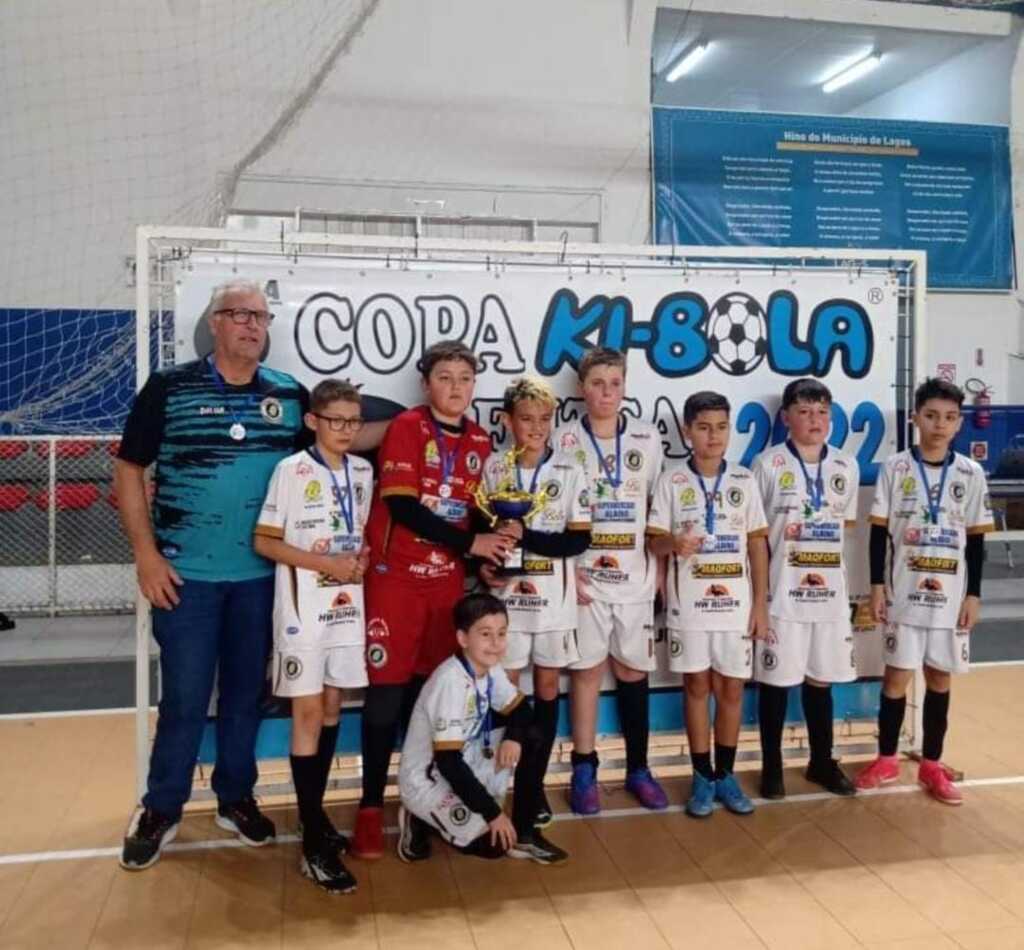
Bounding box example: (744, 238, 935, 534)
(115, 279, 312, 870)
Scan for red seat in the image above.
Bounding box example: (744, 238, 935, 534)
(0, 484, 31, 511)
(107, 440, 121, 457)
(0, 441, 28, 460)
(34, 440, 95, 460)
(35, 482, 101, 511)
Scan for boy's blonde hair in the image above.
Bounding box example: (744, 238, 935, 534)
(502, 377, 556, 414)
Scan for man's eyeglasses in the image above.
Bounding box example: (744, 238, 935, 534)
(215, 308, 274, 327)
(313, 413, 364, 432)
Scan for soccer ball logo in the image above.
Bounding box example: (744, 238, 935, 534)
(707, 293, 767, 375)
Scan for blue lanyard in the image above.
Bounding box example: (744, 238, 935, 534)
(457, 653, 493, 756)
(308, 446, 354, 535)
(206, 356, 259, 432)
(582, 415, 622, 491)
(689, 459, 726, 535)
(912, 447, 952, 526)
(787, 440, 826, 512)
(516, 446, 552, 494)
(428, 416, 464, 487)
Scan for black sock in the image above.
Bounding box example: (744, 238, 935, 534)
(513, 735, 543, 838)
(316, 722, 340, 806)
(400, 675, 426, 737)
(531, 697, 559, 814)
(359, 684, 404, 808)
(922, 689, 950, 761)
(571, 749, 599, 769)
(714, 743, 737, 779)
(690, 750, 713, 779)
(802, 682, 834, 768)
(878, 693, 906, 757)
(758, 684, 788, 775)
(290, 753, 325, 851)
(616, 677, 650, 773)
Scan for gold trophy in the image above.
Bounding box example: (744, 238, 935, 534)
(473, 446, 548, 575)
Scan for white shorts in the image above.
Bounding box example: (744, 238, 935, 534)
(272, 645, 368, 697)
(401, 757, 511, 849)
(668, 628, 753, 679)
(883, 623, 970, 675)
(572, 599, 656, 672)
(754, 617, 856, 687)
(503, 629, 579, 671)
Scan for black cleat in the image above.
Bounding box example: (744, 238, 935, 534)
(300, 845, 357, 894)
(215, 796, 276, 846)
(534, 791, 553, 828)
(805, 759, 856, 797)
(298, 811, 349, 855)
(759, 769, 786, 801)
(396, 805, 432, 863)
(509, 830, 569, 866)
(120, 806, 179, 871)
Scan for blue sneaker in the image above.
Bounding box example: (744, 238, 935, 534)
(685, 771, 716, 818)
(715, 772, 755, 815)
(625, 768, 669, 810)
(569, 762, 601, 815)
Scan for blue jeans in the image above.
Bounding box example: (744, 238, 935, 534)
(144, 575, 273, 819)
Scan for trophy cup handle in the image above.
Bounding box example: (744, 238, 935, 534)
(472, 482, 499, 527)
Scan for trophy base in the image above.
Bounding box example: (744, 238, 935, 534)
(497, 545, 525, 577)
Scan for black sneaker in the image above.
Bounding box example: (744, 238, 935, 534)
(534, 791, 553, 828)
(216, 797, 276, 846)
(805, 759, 856, 797)
(396, 805, 432, 863)
(297, 811, 350, 855)
(120, 806, 179, 871)
(508, 830, 569, 866)
(759, 768, 786, 801)
(300, 844, 357, 894)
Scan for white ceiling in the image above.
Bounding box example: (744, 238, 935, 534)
(651, 9, 1003, 114)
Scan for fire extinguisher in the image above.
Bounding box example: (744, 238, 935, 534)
(964, 377, 992, 429)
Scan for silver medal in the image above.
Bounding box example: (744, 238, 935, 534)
(229, 422, 246, 441)
(439, 483, 452, 498)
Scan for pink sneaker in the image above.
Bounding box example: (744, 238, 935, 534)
(918, 759, 962, 806)
(854, 755, 900, 790)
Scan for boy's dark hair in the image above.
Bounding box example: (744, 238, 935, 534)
(453, 592, 508, 632)
(782, 377, 832, 410)
(417, 341, 478, 378)
(683, 391, 731, 425)
(914, 377, 964, 411)
(310, 379, 362, 413)
(577, 346, 626, 382)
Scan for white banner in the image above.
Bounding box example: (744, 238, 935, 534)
(175, 253, 899, 674)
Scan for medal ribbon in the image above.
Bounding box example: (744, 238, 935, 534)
(515, 446, 552, 495)
(582, 415, 622, 492)
(308, 446, 354, 535)
(787, 439, 826, 513)
(689, 459, 726, 535)
(428, 415, 466, 490)
(206, 355, 260, 437)
(912, 446, 952, 526)
(457, 653, 494, 756)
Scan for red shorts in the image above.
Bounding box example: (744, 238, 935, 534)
(363, 566, 465, 685)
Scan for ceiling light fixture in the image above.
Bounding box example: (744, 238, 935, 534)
(665, 42, 709, 83)
(822, 53, 882, 94)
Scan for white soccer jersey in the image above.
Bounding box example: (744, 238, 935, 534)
(648, 461, 768, 632)
(870, 449, 993, 628)
(398, 655, 524, 802)
(481, 448, 590, 633)
(556, 414, 662, 604)
(254, 449, 373, 649)
(752, 443, 859, 623)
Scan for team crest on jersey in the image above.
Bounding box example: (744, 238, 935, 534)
(366, 643, 388, 668)
(449, 804, 471, 826)
(625, 449, 643, 471)
(726, 486, 744, 507)
(680, 487, 697, 506)
(545, 480, 562, 499)
(779, 471, 796, 490)
(830, 473, 847, 495)
(885, 634, 898, 652)
(304, 481, 322, 502)
(950, 481, 965, 502)
(424, 440, 440, 466)
(284, 656, 303, 680)
(761, 649, 778, 670)
(670, 638, 682, 658)
(260, 397, 283, 423)
(466, 452, 482, 474)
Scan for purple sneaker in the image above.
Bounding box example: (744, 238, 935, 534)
(625, 768, 669, 810)
(569, 762, 601, 815)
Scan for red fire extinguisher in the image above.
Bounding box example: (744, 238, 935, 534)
(965, 377, 992, 429)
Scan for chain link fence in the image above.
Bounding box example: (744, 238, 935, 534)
(0, 436, 134, 614)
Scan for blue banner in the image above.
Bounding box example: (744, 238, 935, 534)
(653, 108, 1013, 290)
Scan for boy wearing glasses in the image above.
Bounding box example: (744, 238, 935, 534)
(254, 379, 372, 893)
